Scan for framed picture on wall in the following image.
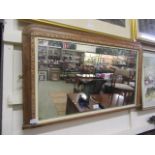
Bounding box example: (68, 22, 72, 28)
(23, 19, 132, 40)
(136, 19, 155, 43)
(142, 51, 155, 109)
(53, 19, 131, 39)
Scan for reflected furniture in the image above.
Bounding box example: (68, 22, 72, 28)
(105, 68, 135, 105)
(74, 73, 113, 95)
(66, 93, 90, 114)
(66, 93, 121, 114)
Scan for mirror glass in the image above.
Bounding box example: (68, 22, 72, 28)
(35, 38, 138, 121)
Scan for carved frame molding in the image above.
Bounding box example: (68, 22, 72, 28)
(22, 24, 142, 128)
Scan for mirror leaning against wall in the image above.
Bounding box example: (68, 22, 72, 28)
(22, 24, 142, 128)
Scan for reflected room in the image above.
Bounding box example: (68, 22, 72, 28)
(36, 38, 138, 121)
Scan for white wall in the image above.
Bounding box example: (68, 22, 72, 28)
(2, 19, 155, 135)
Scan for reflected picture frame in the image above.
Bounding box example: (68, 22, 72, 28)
(38, 70, 48, 81)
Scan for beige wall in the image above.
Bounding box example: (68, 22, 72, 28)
(2, 19, 155, 134)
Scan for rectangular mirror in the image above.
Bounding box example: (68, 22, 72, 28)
(22, 24, 141, 127)
(36, 38, 138, 121)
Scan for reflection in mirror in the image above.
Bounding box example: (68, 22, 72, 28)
(36, 38, 138, 121)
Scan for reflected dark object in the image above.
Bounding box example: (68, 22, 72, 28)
(98, 103, 104, 109)
(78, 93, 89, 108)
(148, 116, 155, 124)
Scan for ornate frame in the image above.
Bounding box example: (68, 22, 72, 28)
(22, 24, 142, 128)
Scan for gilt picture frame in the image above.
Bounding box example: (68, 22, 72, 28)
(21, 19, 132, 40)
(22, 24, 142, 128)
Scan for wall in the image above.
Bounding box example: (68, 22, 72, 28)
(2, 19, 155, 135)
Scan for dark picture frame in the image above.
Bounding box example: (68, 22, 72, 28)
(0, 19, 4, 134)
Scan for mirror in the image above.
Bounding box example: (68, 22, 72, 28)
(36, 38, 138, 121)
(22, 25, 141, 127)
